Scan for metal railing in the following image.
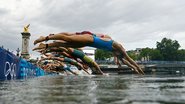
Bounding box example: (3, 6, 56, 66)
(96, 60, 185, 65)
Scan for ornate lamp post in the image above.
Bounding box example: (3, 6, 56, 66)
(21, 24, 31, 59)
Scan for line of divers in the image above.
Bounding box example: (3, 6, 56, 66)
(33, 31, 144, 75)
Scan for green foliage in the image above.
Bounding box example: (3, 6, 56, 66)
(139, 48, 151, 59)
(138, 38, 185, 61)
(95, 49, 113, 60)
(127, 51, 138, 60)
(149, 49, 163, 60)
(139, 48, 163, 60)
(156, 37, 180, 61)
(176, 49, 185, 61)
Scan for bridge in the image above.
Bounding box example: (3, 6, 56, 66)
(97, 60, 185, 74)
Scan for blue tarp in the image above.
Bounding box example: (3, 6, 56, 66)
(0, 48, 45, 80)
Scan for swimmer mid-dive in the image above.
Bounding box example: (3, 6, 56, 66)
(38, 57, 79, 75)
(33, 32, 144, 75)
(39, 47, 105, 75)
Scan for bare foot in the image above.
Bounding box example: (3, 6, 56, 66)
(34, 36, 46, 45)
(32, 43, 46, 51)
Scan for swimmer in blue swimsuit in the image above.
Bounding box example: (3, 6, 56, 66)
(33, 32, 144, 75)
(88, 36, 113, 51)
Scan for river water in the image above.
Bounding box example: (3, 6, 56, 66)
(0, 73, 185, 104)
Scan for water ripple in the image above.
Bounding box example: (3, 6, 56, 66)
(0, 74, 185, 104)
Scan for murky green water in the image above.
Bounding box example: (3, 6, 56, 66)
(0, 74, 185, 104)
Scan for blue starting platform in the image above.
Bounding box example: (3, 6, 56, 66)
(0, 47, 46, 80)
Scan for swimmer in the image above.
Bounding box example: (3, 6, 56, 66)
(38, 58, 79, 75)
(33, 32, 144, 74)
(41, 47, 105, 75)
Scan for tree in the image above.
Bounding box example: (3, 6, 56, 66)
(176, 49, 185, 61)
(95, 49, 113, 60)
(127, 50, 138, 60)
(149, 49, 163, 60)
(139, 48, 163, 61)
(156, 38, 180, 61)
(139, 48, 151, 59)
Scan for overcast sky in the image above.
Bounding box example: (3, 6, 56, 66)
(0, 0, 185, 59)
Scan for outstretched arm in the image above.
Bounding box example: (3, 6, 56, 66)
(91, 61, 104, 75)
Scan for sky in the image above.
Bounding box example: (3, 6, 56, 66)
(0, 0, 185, 59)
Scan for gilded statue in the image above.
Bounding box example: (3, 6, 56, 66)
(23, 24, 30, 33)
